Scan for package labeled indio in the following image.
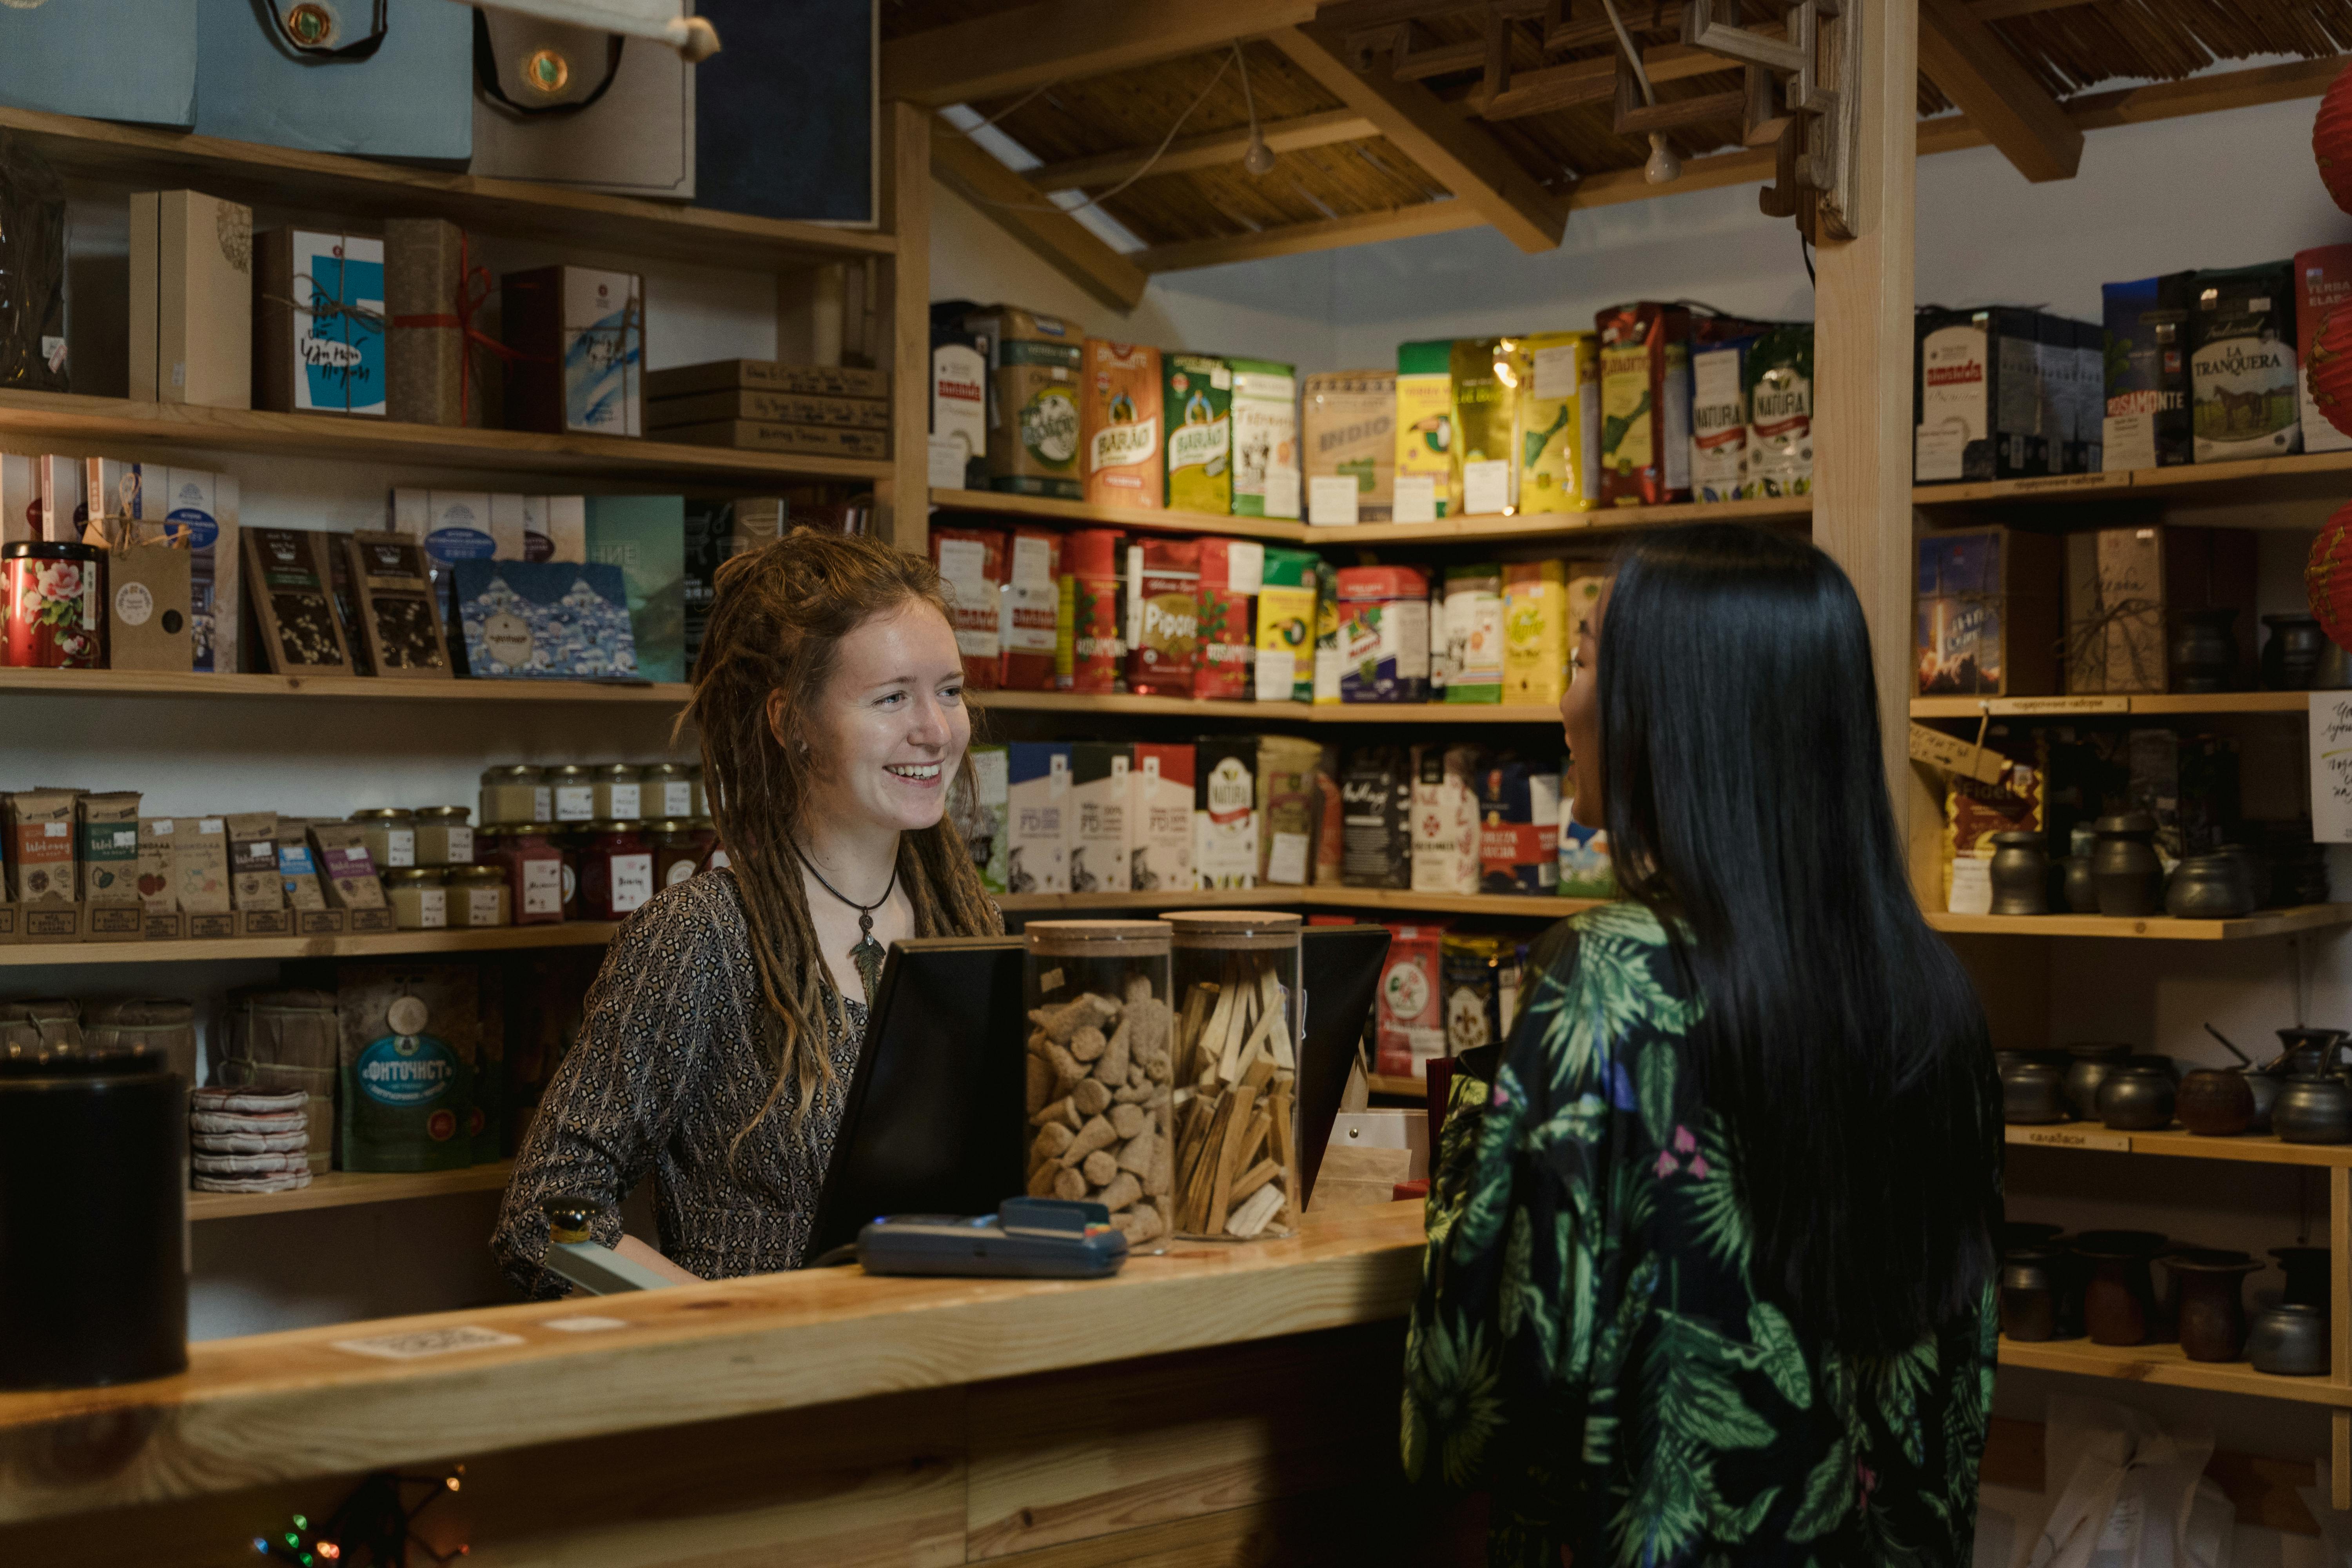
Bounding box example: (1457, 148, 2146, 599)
(1023, 920, 1174, 1252)
(1164, 911, 1301, 1241)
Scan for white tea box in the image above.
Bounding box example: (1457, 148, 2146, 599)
(1005, 742, 1069, 896)
(1130, 743, 1193, 893)
(1069, 742, 1131, 894)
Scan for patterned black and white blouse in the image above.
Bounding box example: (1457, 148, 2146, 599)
(492, 869, 867, 1296)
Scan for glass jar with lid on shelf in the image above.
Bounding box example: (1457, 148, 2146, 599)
(643, 762, 696, 822)
(480, 764, 547, 826)
(385, 867, 447, 930)
(548, 764, 596, 826)
(592, 763, 642, 821)
(414, 806, 474, 866)
(350, 808, 416, 872)
(1022, 920, 1175, 1254)
(484, 824, 565, 925)
(445, 864, 510, 928)
(579, 821, 655, 921)
(649, 819, 701, 889)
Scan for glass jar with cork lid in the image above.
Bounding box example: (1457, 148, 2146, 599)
(1023, 920, 1174, 1254)
(479, 764, 546, 826)
(1161, 910, 1301, 1242)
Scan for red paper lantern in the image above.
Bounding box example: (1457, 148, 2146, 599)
(2307, 498, 2352, 646)
(2318, 58, 2352, 214)
(2308, 304, 2352, 444)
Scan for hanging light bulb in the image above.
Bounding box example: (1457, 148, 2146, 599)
(1242, 132, 1275, 176)
(1644, 132, 1682, 185)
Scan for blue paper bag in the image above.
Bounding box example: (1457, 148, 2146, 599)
(195, 0, 472, 163)
(0, 0, 196, 127)
(450, 559, 639, 680)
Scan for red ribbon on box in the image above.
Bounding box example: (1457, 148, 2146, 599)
(388, 232, 550, 427)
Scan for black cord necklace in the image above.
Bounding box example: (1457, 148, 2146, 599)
(795, 840, 899, 1003)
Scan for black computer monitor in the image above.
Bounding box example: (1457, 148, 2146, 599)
(802, 922, 1391, 1262)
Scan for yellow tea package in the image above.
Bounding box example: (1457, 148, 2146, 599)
(1451, 338, 1516, 516)
(1517, 332, 1598, 514)
(1163, 353, 1232, 512)
(1503, 560, 1567, 704)
(1394, 339, 1455, 519)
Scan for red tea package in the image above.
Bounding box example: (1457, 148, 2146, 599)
(998, 526, 1060, 690)
(1595, 301, 1693, 506)
(1194, 537, 1259, 700)
(1376, 920, 1450, 1077)
(1125, 536, 1198, 695)
(1056, 527, 1123, 693)
(929, 524, 1004, 690)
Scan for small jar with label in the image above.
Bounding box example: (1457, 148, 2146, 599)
(649, 819, 702, 889)
(445, 864, 511, 928)
(592, 763, 643, 821)
(414, 806, 474, 866)
(479, 764, 548, 826)
(643, 762, 697, 823)
(548, 764, 597, 826)
(490, 824, 566, 925)
(580, 821, 656, 921)
(385, 867, 448, 930)
(4, 541, 105, 669)
(350, 808, 417, 872)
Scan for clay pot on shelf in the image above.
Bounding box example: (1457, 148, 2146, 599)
(1988, 831, 2051, 916)
(2170, 607, 2239, 692)
(2000, 1250, 2062, 1342)
(2176, 1067, 2256, 1136)
(2275, 1027, 2349, 1079)
(2261, 612, 2327, 690)
(2273, 1076, 2352, 1144)
(2091, 813, 2165, 918)
(2318, 636, 2352, 691)
(2061, 856, 2101, 914)
(2096, 1062, 2176, 1131)
(2162, 1249, 2263, 1362)
(2249, 1303, 2330, 1376)
(2272, 1247, 2332, 1315)
(2074, 1230, 2168, 1346)
(2166, 854, 2255, 920)
(2063, 1043, 2132, 1122)
(1999, 1054, 2071, 1124)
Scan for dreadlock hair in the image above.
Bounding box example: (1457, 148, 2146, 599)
(682, 527, 1002, 1159)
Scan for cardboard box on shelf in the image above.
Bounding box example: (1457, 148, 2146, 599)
(1005, 742, 1070, 895)
(5, 789, 77, 905)
(20, 903, 85, 944)
(647, 388, 891, 431)
(1914, 527, 2063, 697)
(255, 229, 386, 418)
(128, 189, 251, 410)
(384, 217, 478, 428)
(1304, 370, 1396, 523)
(502, 265, 643, 437)
(645, 359, 890, 401)
(658, 421, 888, 459)
(77, 791, 140, 906)
(2063, 524, 2257, 694)
(584, 494, 686, 684)
(1069, 742, 1132, 895)
(1130, 742, 1193, 893)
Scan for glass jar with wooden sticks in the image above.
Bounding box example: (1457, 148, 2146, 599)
(1023, 920, 1175, 1254)
(1161, 909, 1302, 1242)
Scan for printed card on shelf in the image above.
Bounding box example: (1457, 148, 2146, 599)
(2312, 693, 2352, 842)
(448, 559, 639, 680)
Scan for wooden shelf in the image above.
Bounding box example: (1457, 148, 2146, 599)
(0, 107, 891, 272)
(2006, 1120, 2352, 1167)
(1913, 450, 2352, 514)
(0, 667, 692, 705)
(1365, 1073, 1428, 1099)
(0, 390, 891, 485)
(1998, 1336, 2352, 1406)
(996, 887, 1590, 918)
(188, 1161, 514, 1222)
(0, 922, 618, 967)
(933, 488, 1809, 546)
(974, 690, 1563, 724)
(1912, 692, 2312, 717)
(1926, 905, 2352, 940)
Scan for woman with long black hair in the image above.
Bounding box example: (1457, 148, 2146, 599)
(1405, 524, 2001, 1566)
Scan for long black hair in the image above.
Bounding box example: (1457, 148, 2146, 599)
(1597, 523, 1999, 1357)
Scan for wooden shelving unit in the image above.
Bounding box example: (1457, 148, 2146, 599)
(1911, 692, 2313, 719)
(0, 923, 618, 967)
(975, 690, 1563, 724)
(995, 887, 1591, 918)
(1366, 1073, 1427, 1100)
(1912, 449, 2352, 512)
(0, 668, 692, 706)
(2007, 1121, 2352, 1168)
(1997, 1337, 2352, 1407)
(1925, 905, 2352, 941)
(188, 1161, 514, 1222)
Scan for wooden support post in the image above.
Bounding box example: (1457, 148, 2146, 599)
(877, 100, 933, 555)
(2334, 1168, 2351, 1509)
(1809, 0, 1919, 867)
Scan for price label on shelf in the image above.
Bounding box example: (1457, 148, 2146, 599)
(1307, 476, 1359, 526)
(1393, 474, 1437, 524)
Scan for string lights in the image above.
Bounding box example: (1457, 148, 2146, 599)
(251, 1465, 469, 1568)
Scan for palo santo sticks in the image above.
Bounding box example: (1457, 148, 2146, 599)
(1163, 911, 1303, 1243)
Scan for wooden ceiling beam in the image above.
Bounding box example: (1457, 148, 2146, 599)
(929, 127, 1149, 312)
(1132, 200, 1486, 272)
(1268, 21, 1568, 250)
(1027, 110, 1379, 192)
(1967, 0, 2100, 22)
(1917, 0, 2083, 180)
(883, 0, 1316, 108)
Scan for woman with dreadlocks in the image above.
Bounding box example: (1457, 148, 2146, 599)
(493, 529, 1001, 1291)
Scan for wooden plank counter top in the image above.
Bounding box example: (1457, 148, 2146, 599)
(0, 1201, 1427, 1527)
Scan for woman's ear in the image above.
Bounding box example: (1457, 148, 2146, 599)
(766, 689, 795, 753)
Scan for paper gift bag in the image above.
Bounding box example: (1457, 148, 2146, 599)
(470, 6, 696, 199)
(0, 0, 196, 127)
(194, 0, 472, 164)
(107, 541, 193, 674)
(256, 230, 388, 419)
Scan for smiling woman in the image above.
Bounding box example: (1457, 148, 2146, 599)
(492, 530, 1003, 1292)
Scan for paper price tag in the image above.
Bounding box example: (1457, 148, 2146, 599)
(927, 434, 969, 490)
(1462, 459, 1511, 517)
(334, 1325, 524, 1361)
(1307, 476, 1359, 526)
(2314, 693, 2352, 842)
(1263, 466, 1302, 519)
(1393, 474, 1438, 524)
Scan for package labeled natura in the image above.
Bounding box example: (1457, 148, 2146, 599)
(1516, 332, 1598, 515)
(1743, 325, 1814, 497)
(1082, 340, 1163, 510)
(1193, 736, 1260, 888)
(1130, 742, 1194, 891)
(1006, 741, 1071, 895)
(1341, 746, 1413, 888)
(1230, 358, 1301, 519)
(1334, 565, 1431, 703)
(1303, 370, 1394, 522)
(1069, 742, 1132, 895)
(1125, 537, 1198, 697)
(2190, 262, 2301, 463)
(1595, 302, 1692, 506)
(1163, 353, 1232, 512)
(1690, 335, 1753, 502)
(336, 965, 477, 1172)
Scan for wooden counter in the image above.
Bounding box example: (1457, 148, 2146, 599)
(0, 1203, 1448, 1566)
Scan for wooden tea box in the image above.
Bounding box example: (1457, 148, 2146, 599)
(2063, 525, 2256, 693)
(1913, 527, 2062, 697)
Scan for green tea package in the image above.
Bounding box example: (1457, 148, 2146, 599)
(1163, 353, 1232, 512)
(336, 964, 477, 1172)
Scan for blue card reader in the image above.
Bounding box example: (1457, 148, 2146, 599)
(856, 1197, 1129, 1279)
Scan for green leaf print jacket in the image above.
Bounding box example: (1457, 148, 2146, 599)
(1404, 903, 1997, 1567)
